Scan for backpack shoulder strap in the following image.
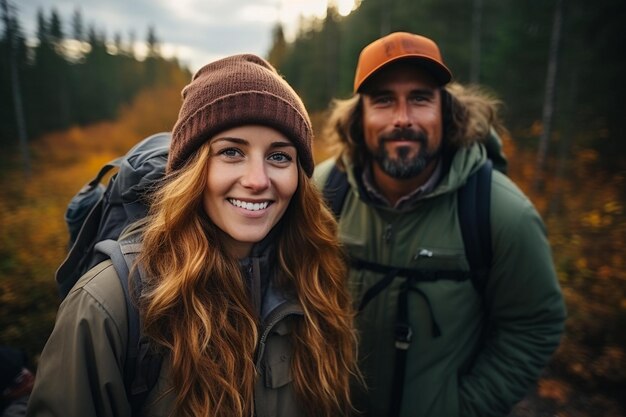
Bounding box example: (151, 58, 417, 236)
(457, 160, 493, 294)
(94, 239, 161, 415)
(322, 162, 350, 218)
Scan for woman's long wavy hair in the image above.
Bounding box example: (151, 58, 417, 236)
(137, 141, 358, 417)
(322, 82, 504, 170)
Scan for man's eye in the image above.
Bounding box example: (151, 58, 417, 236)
(373, 96, 392, 105)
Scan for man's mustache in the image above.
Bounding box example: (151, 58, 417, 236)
(379, 128, 427, 144)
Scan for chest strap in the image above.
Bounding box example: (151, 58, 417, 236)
(352, 256, 473, 417)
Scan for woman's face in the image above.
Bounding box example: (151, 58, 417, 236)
(203, 125, 299, 258)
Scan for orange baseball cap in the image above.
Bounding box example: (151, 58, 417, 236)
(353, 32, 452, 93)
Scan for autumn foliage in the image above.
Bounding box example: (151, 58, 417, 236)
(0, 85, 184, 356)
(500, 135, 626, 416)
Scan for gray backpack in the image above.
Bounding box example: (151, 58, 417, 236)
(56, 132, 171, 415)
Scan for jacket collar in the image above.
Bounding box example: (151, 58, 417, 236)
(343, 143, 487, 212)
(239, 227, 278, 319)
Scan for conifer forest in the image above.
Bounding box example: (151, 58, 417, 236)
(1, 0, 625, 415)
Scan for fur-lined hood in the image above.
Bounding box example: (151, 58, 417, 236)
(445, 82, 503, 148)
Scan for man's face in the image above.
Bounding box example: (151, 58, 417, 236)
(361, 61, 443, 179)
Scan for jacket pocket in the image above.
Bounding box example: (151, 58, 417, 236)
(442, 371, 461, 417)
(411, 246, 468, 270)
(263, 330, 293, 389)
(257, 334, 297, 417)
(413, 371, 461, 417)
(265, 352, 292, 388)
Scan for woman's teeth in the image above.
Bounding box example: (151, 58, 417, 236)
(228, 199, 269, 211)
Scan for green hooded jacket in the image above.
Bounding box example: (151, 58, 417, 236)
(314, 143, 566, 417)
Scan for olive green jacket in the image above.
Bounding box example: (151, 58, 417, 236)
(26, 260, 304, 417)
(314, 143, 566, 417)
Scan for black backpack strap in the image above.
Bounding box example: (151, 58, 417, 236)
(457, 160, 493, 294)
(357, 266, 400, 312)
(353, 259, 448, 417)
(94, 239, 161, 415)
(322, 163, 350, 218)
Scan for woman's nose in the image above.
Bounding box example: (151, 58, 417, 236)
(240, 158, 270, 191)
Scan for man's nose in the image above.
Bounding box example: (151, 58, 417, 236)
(393, 100, 412, 128)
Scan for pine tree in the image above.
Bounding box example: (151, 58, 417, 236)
(1, 0, 30, 174)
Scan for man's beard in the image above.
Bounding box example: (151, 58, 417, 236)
(372, 128, 440, 179)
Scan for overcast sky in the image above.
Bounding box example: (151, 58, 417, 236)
(17, 0, 356, 73)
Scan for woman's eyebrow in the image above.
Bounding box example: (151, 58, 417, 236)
(212, 137, 295, 149)
(212, 137, 247, 145)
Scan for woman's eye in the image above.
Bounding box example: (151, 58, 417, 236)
(268, 152, 293, 163)
(218, 148, 243, 158)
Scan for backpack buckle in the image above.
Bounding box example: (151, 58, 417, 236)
(394, 323, 413, 350)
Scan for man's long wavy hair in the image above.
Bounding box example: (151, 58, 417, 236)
(323, 82, 504, 169)
(136, 141, 358, 417)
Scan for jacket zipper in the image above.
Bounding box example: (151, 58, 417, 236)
(383, 224, 393, 244)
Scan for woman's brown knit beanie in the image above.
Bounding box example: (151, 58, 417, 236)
(168, 54, 314, 176)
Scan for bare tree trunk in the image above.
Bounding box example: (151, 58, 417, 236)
(325, 5, 340, 101)
(533, 0, 564, 192)
(549, 69, 578, 215)
(1, 0, 31, 177)
(380, 0, 392, 36)
(470, 0, 483, 84)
